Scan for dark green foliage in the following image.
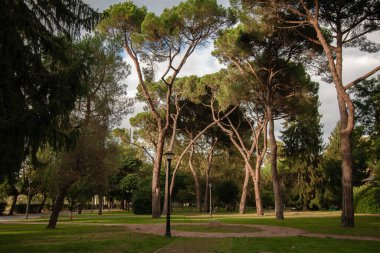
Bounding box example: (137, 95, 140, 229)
(131, 180, 152, 215)
(0, 202, 6, 215)
(0, 0, 99, 180)
(281, 80, 324, 210)
(354, 185, 380, 214)
(352, 77, 380, 136)
(215, 180, 239, 211)
(352, 76, 380, 179)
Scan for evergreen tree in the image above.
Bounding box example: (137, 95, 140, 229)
(281, 81, 324, 210)
(0, 0, 99, 181)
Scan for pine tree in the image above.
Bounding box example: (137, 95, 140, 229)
(0, 0, 99, 180)
(281, 81, 324, 210)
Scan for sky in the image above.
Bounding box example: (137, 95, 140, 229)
(84, 0, 380, 143)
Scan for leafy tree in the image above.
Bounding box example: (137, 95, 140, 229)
(0, 0, 99, 181)
(98, 0, 231, 218)
(261, 0, 380, 227)
(46, 34, 130, 229)
(213, 17, 319, 219)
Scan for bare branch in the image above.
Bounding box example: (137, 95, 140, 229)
(344, 65, 380, 90)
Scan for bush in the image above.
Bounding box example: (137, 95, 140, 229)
(14, 204, 40, 214)
(354, 184, 380, 214)
(131, 183, 152, 215)
(0, 202, 7, 215)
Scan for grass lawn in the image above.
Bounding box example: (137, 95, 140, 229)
(28, 210, 380, 237)
(4, 210, 379, 252)
(1, 223, 380, 253)
(0, 223, 170, 253)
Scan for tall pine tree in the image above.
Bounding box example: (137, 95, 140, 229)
(0, 1, 99, 180)
(281, 80, 324, 210)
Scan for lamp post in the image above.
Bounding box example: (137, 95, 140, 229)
(209, 183, 212, 218)
(164, 151, 174, 238)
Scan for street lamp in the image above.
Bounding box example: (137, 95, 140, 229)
(209, 183, 212, 218)
(164, 151, 174, 238)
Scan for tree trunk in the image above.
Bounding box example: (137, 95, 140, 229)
(203, 173, 210, 213)
(162, 160, 169, 216)
(78, 205, 83, 214)
(8, 192, 18, 216)
(152, 132, 165, 218)
(239, 164, 250, 214)
(188, 143, 202, 212)
(203, 138, 218, 212)
(38, 193, 47, 213)
(340, 129, 354, 227)
(98, 195, 103, 215)
(47, 187, 69, 229)
(267, 106, 284, 220)
(254, 156, 264, 216)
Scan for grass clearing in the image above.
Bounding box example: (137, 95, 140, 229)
(2, 211, 379, 252)
(27, 210, 380, 237)
(1, 223, 380, 253)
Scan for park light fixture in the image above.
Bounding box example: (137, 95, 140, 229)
(164, 150, 174, 237)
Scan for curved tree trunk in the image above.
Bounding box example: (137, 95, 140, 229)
(239, 164, 250, 214)
(8, 192, 18, 216)
(267, 106, 284, 220)
(47, 186, 70, 229)
(188, 143, 201, 212)
(38, 193, 47, 213)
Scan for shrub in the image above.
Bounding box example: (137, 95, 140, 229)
(131, 183, 152, 215)
(0, 202, 6, 215)
(354, 184, 380, 214)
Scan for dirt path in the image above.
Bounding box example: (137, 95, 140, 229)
(2, 220, 380, 242)
(122, 223, 380, 241)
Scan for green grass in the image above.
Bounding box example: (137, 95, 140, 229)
(1, 223, 379, 253)
(215, 215, 380, 237)
(157, 237, 380, 253)
(0, 223, 171, 253)
(5, 210, 380, 253)
(28, 210, 380, 237)
(173, 224, 261, 233)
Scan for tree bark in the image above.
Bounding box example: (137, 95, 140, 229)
(188, 143, 202, 212)
(267, 106, 284, 220)
(203, 138, 218, 212)
(254, 156, 264, 216)
(98, 195, 103, 215)
(8, 192, 18, 216)
(340, 127, 354, 226)
(239, 164, 250, 214)
(38, 193, 47, 213)
(152, 131, 165, 218)
(47, 186, 69, 229)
